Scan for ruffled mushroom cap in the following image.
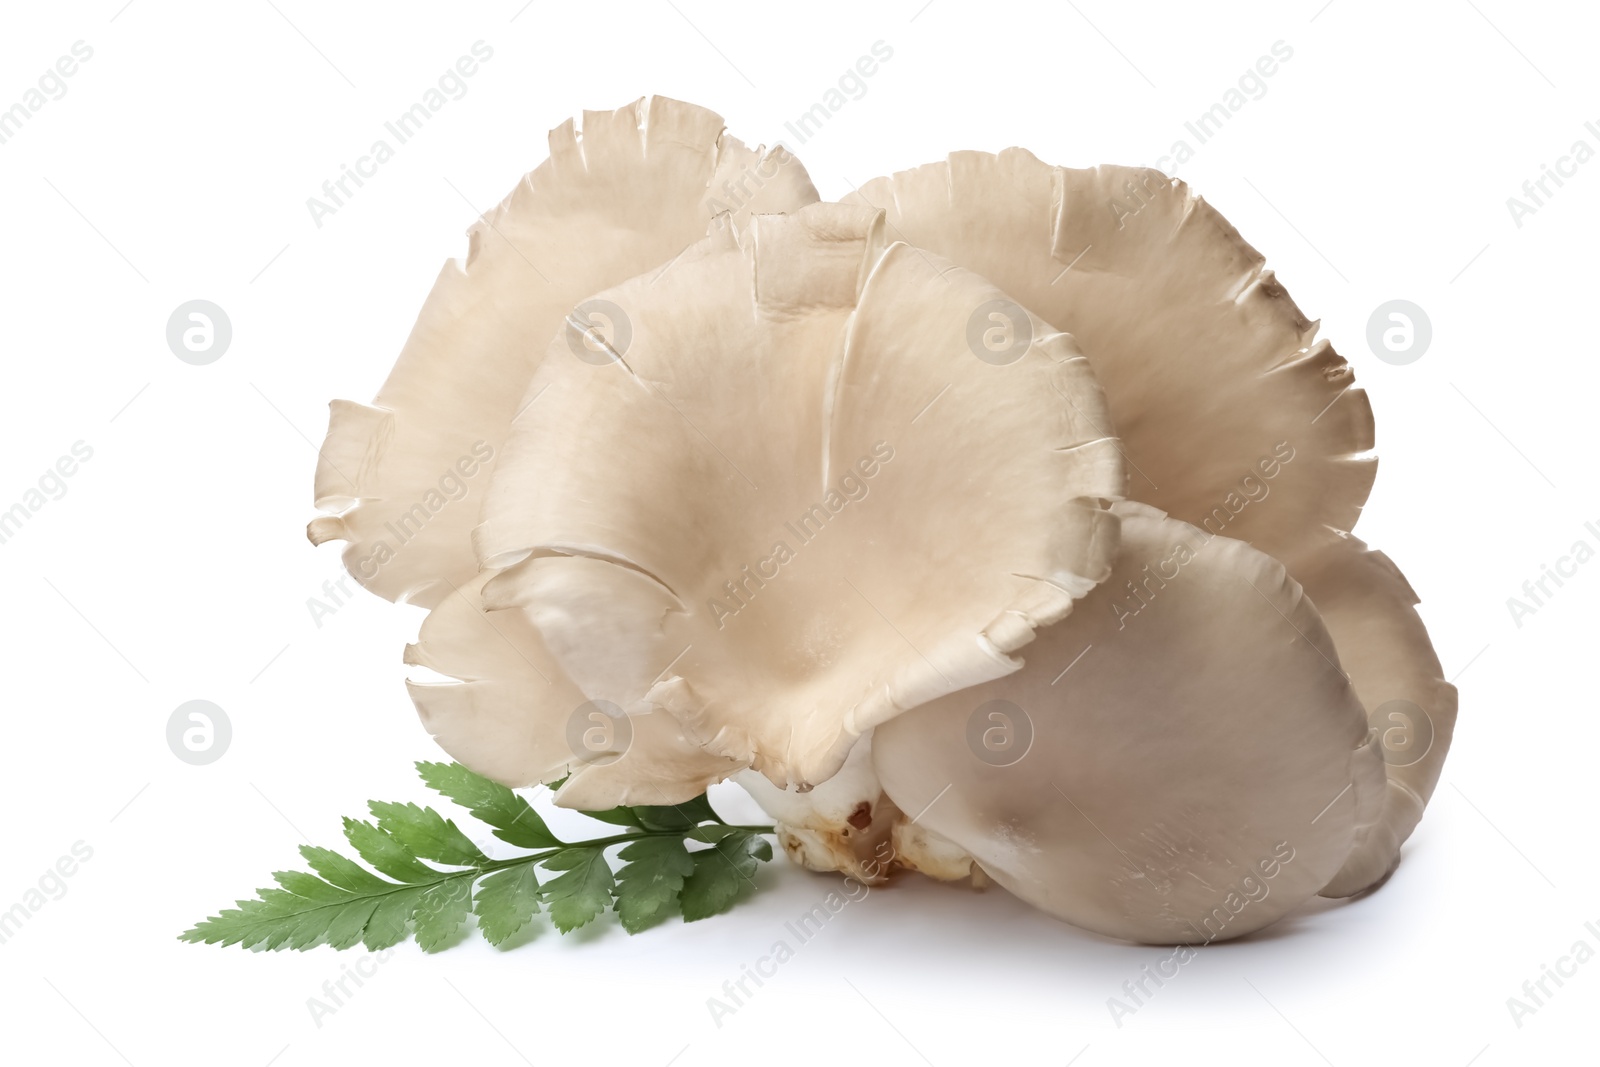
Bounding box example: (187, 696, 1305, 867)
(843, 150, 1448, 895)
(872, 502, 1386, 945)
(475, 200, 1124, 793)
(404, 572, 741, 809)
(844, 152, 1374, 572)
(310, 98, 819, 806)
(309, 97, 818, 608)
(1296, 535, 1458, 897)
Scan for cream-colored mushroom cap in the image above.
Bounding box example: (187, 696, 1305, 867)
(873, 502, 1384, 944)
(1298, 534, 1458, 897)
(311, 98, 818, 806)
(476, 201, 1125, 793)
(847, 150, 1450, 894)
(309, 97, 818, 607)
(844, 152, 1373, 572)
(404, 572, 742, 809)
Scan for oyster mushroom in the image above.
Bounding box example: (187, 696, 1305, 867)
(1294, 534, 1458, 896)
(873, 502, 1386, 944)
(403, 572, 745, 809)
(844, 153, 1374, 571)
(478, 200, 1124, 795)
(309, 97, 818, 608)
(831, 152, 1452, 897)
(309, 98, 1452, 940)
(311, 98, 819, 806)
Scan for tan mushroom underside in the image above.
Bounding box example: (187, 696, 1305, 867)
(405, 572, 742, 809)
(480, 200, 1125, 792)
(873, 502, 1385, 945)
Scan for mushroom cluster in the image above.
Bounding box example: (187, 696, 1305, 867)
(310, 97, 1455, 944)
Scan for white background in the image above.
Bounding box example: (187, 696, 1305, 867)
(1, 1, 1596, 1064)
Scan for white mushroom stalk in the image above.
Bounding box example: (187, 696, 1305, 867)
(308, 97, 1455, 945)
(734, 735, 900, 885)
